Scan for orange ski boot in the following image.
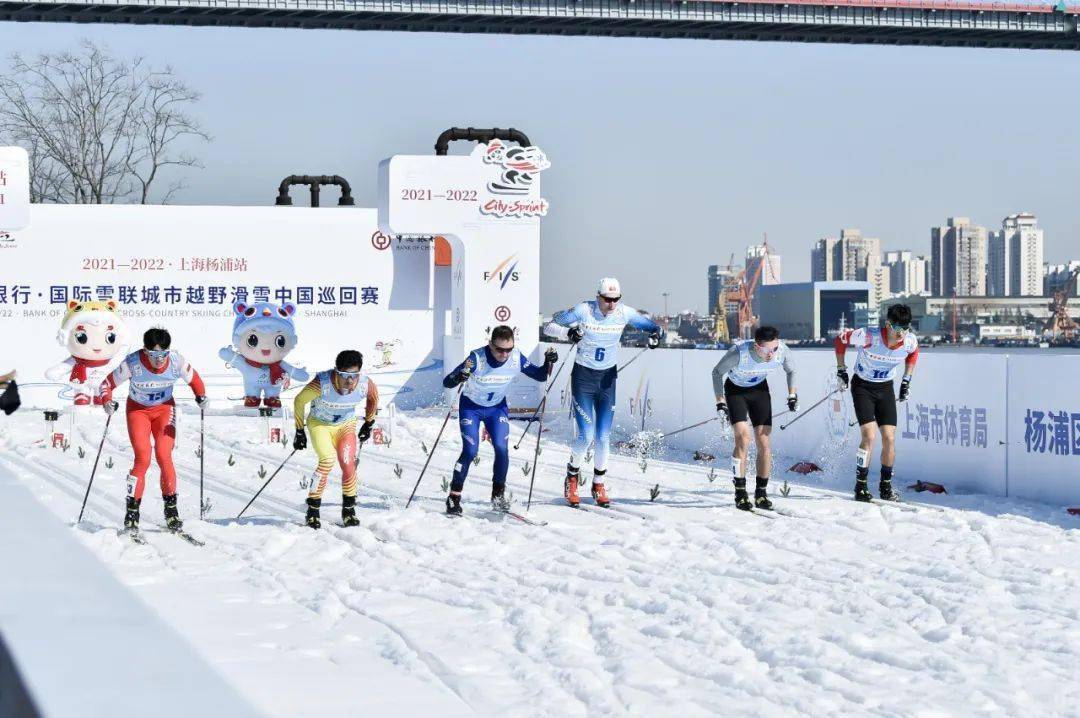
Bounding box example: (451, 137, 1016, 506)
(591, 469, 610, 508)
(564, 464, 580, 507)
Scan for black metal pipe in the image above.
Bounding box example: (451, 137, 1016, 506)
(434, 127, 531, 156)
(275, 175, 355, 207)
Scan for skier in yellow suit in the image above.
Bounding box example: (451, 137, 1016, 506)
(293, 350, 378, 529)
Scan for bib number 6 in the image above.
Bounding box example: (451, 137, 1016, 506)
(595, 348, 605, 362)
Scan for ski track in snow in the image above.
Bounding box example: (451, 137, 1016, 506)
(1, 408, 1078, 718)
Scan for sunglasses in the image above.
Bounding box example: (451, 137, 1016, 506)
(599, 295, 621, 304)
(491, 344, 515, 355)
(335, 370, 361, 379)
(145, 349, 169, 360)
(889, 322, 912, 334)
(755, 344, 778, 357)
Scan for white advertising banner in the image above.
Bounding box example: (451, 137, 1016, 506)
(0, 146, 31, 231)
(0, 204, 446, 411)
(1006, 355, 1080, 505)
(379, 140, 547, 407)
(540, 344, 1024, 501)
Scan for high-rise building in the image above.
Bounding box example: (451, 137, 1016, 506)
(931, 217, 987, 296)
(745, 244, 781, 286)
(883, 250, 929, 297)
(833, 228, 886, 306)
(988, 213, 1044, 297)
(811, 237, 837, 282)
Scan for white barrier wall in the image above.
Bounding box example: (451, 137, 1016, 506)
(543, 344, 1076, 506)
(0, 466, 261, 717)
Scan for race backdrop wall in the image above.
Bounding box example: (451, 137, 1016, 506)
(0, 204, 459, 410)
(540, 344, 1073, 507)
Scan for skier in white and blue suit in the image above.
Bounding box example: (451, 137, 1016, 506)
(442, 325, 557, 516)
(544, 278, 661, 508)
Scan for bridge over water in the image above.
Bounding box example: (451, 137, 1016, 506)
(0, 0, 1077, 49)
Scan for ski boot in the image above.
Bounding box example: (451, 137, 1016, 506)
(243, 396, 260, 408)
(341, 495, 359, 527)
(879, 479, 898, 502)
(264, 396, 282, 409)
(564, 464, 580, 507)
(163, 494, 183, 531)
(491, 483, 511, 512)
(754, 477, 773, 510)
(854, 478, 873, 502)
(733, 478, 752, 511)
(591, 469, 610, 508)
(123, 496, 141, 530)
(445, 491, 463, 516)
(305, 497, 322, 529)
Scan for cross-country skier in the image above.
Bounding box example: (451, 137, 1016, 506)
(543, 278, 662, 507)
(442, 326, 557, 516)
(711, 326, 797, 511)
(101, 328, 208, 532)
(834, 304, 918, 502)
(292, 350, 379, 529)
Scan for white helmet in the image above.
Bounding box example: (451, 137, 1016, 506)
(596, 277, 622, 299)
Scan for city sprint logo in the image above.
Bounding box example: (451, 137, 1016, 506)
(483, 254, 520, 289)
(0, 230, 15, 247)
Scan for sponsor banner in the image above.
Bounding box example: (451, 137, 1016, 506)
(1007, 355, 1080, 504)
(1, 205, 444, 410)
(542, 344, 1031, 501)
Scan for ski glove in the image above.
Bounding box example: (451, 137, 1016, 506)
(787, 394, 799, 412)
(544, 348, 558, 366)
(716, 401, 729, 421)
(293, 429, 308, 451)
(567, 326, 584, 343)
(456, 356, 475, 384)
(104, 400, 119, 416)
(0, 380, 20, 416)
(898, 376, 912, 402)
(836, 367, 850, 389)
(647, 332, 661, 349)
(358, 419, 375, 443)
(194, 395, 210, 410)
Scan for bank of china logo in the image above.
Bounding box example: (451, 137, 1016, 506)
(484, 254, 520, 289)
(0, 231, 13, 243)
(482, 140, 550, 196)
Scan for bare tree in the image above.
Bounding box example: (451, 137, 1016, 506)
(0, 40, 209, 204)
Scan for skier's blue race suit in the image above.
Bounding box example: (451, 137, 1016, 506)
(444, 345, 548, 492)
(544, 301, 660, 472)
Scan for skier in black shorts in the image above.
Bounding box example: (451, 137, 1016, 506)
(711, 326, 798, 511)
(834, 304, 919, 502)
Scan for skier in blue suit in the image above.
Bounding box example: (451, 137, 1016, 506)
(543, 278, 661, 507)
(443, 325, 557, 515)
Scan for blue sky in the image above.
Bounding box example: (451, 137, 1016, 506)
(2, 22, 1078, 314)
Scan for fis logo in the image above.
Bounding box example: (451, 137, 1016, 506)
(484, 254, 520, 289)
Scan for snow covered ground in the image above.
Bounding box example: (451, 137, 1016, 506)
(1, 403, 1078, 717)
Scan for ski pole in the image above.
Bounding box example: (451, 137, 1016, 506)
(779, 391, 838, 431)
(406, 384, 463, 508)
(617, 347, 647, 373)
(526, 396, 546, 511)
(199, 407, 206, 519)
(236, 449, 297, 520)
(77, 410, 114, 523)
(513, 345, 576, 450)
(659, 416, 718, 440)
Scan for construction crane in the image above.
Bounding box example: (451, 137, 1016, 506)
(736, 235, 774, 339)
(1045, 266, 1080, 341)
(712, 253, 739, 344)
